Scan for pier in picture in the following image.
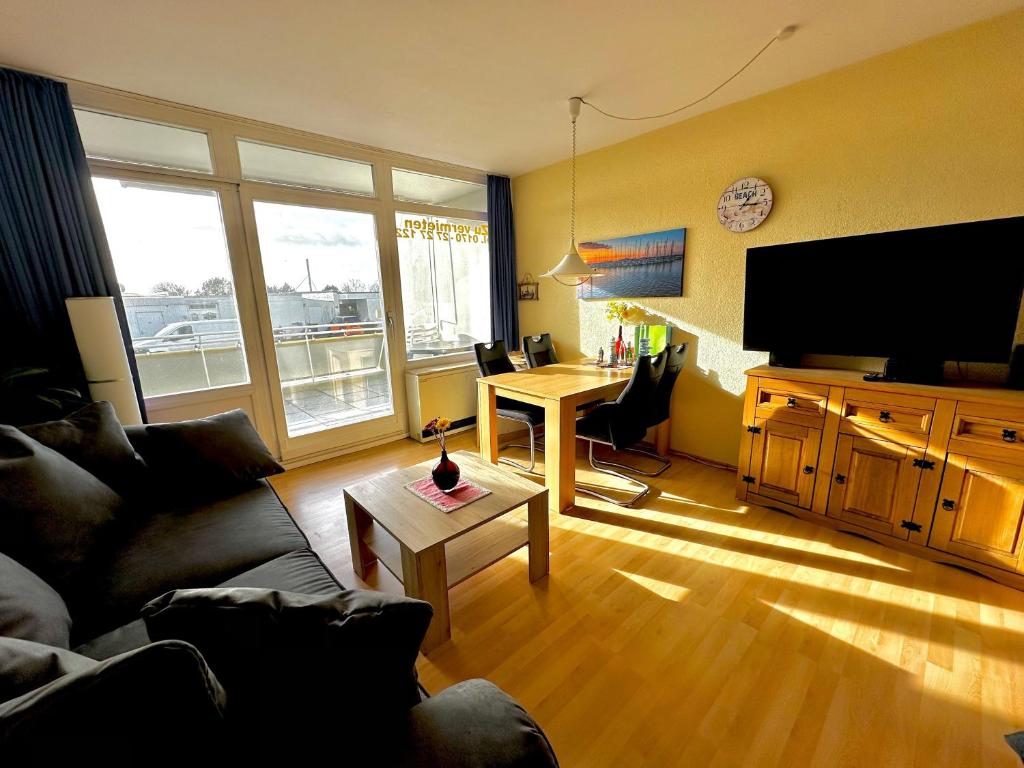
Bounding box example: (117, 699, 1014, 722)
(576, 227, 686, 299)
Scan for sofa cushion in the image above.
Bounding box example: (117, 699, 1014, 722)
(140, 410, 283, 498)
(0, 637, 96, 703)
(20, 401, 148, 498)
(142, 587, 432, 733)
(74, 551, 341, 659)
(0, 426, 123, 595)
(75, 481, 307, 639)
(0, 553, 72, 648)
(0, 639, 227, 761)
(72, 619, 150, 661)
(217, 549, 343, 594)
(397, 679, 561, 768)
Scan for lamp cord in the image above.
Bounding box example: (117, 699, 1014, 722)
(570, 117, 577, 246)
(579, 34, 779, 122)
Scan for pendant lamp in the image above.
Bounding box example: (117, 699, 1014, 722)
(540, 98, 601, 287)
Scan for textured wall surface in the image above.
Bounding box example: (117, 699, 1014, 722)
(512, 10, 1024, 465)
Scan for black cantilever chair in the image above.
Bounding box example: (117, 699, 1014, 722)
(474, 341, 544, 473)
(590, 343, 689, 480)
(522, 333, 559, 368)
(523, 332, 602, 411)
(574, 353, 666, 506)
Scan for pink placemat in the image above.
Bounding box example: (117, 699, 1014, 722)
(404, 476, 492, 513)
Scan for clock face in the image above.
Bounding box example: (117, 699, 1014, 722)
(718, 177, 773, 233)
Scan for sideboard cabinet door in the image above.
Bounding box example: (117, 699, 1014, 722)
(929, 454, 1024, 572)
(748, 418, 821, 509)
(826, 434, 925, 539)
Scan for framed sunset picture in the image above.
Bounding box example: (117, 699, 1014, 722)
(575, 228, 686, 299)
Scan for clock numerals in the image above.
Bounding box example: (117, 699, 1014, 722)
(718, 176, 772, 233)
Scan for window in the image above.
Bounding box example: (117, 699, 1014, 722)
(91, 177, 249, 397)
(392, 169, 486, 212)
(396, 212, 490, 359)
(251, 201, 393, 436)
(74, 110, 213, 173)
(238, 140, 374, 196)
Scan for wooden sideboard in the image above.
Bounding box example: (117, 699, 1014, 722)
(736, 365, 1024, 589)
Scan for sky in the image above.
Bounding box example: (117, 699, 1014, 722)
(93, 177, 383, 295)
(578, 228, 686, 265)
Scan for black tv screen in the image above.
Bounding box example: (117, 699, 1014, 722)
(743, 217, 1024, 363)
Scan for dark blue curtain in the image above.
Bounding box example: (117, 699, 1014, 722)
(487, 175, 519, 351)
(0, 68, 146, 419)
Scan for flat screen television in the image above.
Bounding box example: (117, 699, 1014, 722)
(743, 217, 1024, 364)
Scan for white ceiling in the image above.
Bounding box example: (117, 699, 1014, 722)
(1, 1, 1020, 176)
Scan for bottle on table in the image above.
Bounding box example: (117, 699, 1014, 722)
(638, 326, 651, 357)
(615, 325, 625, 364)
(608, 336, 618, 366)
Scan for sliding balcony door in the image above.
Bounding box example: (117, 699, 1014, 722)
(241, 185, 406, 459)
(90, 170, 278, 450)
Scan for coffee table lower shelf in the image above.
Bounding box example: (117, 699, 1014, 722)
(363, 511, 529, 589)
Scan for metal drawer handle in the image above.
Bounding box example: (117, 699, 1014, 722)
(802, 465, 815, 475)
(1003, 428, 1017, 443)
(941, 499, 955, 511)
(834, 474, 846, 484)
(879, 410, 892, 423)
(786, 397, 797, 408)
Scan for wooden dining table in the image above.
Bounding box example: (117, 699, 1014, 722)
(477, 360, 671, 513)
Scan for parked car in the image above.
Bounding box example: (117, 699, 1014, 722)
(134, 319, 241, 352)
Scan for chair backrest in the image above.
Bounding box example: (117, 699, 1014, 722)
(648, 344, 688, 427)
(599, 354, 665, 449)
(522, 334, 558, 368)
(474, 340, 516, 377)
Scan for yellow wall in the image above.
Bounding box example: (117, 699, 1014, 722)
(512, 10, 1024, 466)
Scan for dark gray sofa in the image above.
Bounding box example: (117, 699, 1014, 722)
(0, 417, 558, 766)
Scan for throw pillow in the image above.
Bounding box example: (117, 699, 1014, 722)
(0, 553, 72, 648)
(20, 401, 148, 498)
(0, 638, 227, 760)
(142, 587, 432, 732)
(0, 637, 96, 703)
(139, 410, 283, 496)
(0, 426, 124, 594)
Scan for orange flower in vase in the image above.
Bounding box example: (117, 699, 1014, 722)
(425, 416, 460, 492)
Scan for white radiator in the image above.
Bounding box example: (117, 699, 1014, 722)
(405, 363, 479, 442)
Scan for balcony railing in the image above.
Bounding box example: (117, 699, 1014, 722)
(131, 322, 386, 396)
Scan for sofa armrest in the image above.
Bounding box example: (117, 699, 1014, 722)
(398, 679, 559, 767)
(0, 640, 227, 761)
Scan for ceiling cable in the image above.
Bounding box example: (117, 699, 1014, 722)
(578, 25, 797, 122)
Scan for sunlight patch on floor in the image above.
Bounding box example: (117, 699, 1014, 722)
(613, 569, 692, 602)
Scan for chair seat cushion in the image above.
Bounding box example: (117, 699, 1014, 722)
(496, 398, 545, 426)
(74, 482, 308, 640)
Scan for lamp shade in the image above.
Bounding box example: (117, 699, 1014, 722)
(540, 243, 602, 281)
(65, 297, 143, 426)
(65, 297, 133, 382)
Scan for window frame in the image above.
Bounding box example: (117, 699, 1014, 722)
(67, 79, 490, 459)
(393, 203, 491, 370)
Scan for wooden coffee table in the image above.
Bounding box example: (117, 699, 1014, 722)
(342, 450, 549, 653)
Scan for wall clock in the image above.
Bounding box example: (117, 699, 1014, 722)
(717, 177, 773, 233)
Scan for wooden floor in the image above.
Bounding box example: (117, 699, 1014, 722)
(271, 430, 1024, 767)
